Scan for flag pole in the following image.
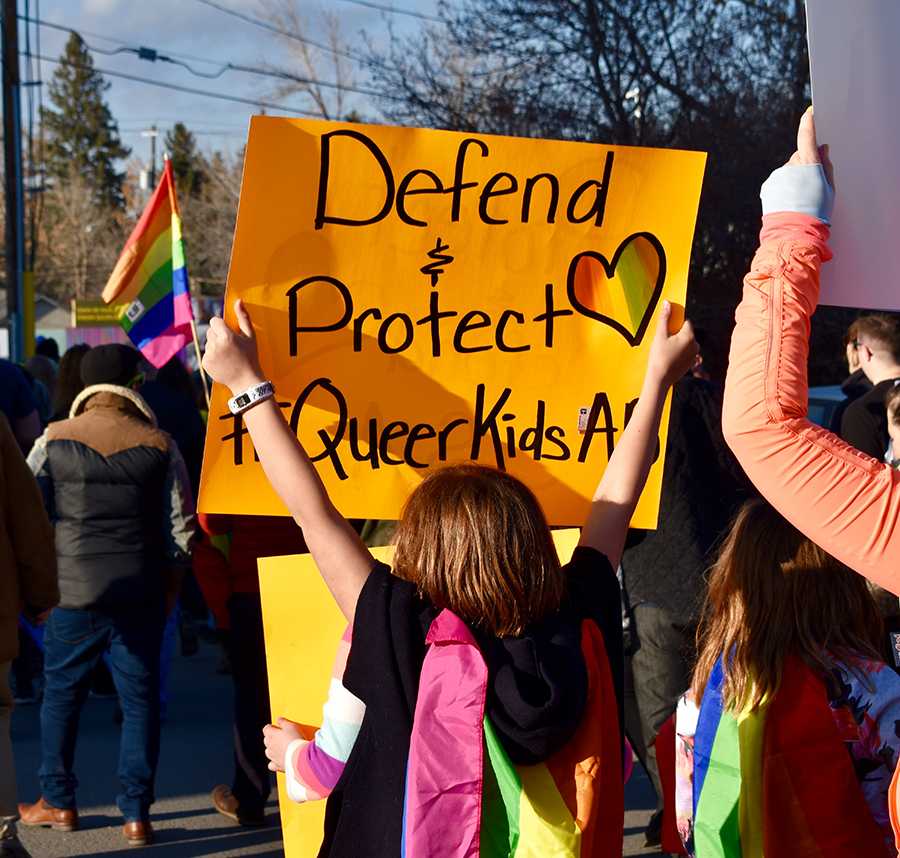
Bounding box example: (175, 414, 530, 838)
(165, 152, 210, 411)
(191, 317, 211, 409)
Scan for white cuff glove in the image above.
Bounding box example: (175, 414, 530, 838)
(760, 163, 834, 225)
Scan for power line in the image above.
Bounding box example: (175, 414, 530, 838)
(331, 0, 443, 24)
(22, 14, 400, 101)
(192, 0, 379, 69)
(18, 14, 225, 68)
(197, 0, 525, 83)
(32, 52, 325, 117)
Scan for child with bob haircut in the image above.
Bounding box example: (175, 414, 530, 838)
(202, 297, 698, 858)
(675, 499, 900, 856)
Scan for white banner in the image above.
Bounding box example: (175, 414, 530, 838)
(807, 0, 900, 310)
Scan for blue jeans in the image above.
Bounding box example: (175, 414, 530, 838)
(39, 607, 164, 821)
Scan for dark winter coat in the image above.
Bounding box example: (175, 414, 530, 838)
(27, 385, 195, 612)
(620, 376, 747, 623)
(840, 377, 900, 461)
(0, 414, 58, 663)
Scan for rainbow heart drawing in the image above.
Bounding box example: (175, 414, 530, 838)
(566, 232, 666, 347)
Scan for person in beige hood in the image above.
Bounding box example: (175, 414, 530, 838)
(0, 413, 58, 857)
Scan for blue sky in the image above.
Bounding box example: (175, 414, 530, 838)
(27, 0, 438, 165)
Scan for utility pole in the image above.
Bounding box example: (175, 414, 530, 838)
(2, 0, 25, 360)
(142, 125, 158, 188)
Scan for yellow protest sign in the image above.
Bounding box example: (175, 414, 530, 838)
(70, 298, 127, 327)
(199, 118, 706, 526)
(259, 529, 582, 857)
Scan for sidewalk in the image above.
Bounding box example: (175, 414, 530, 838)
(12, 638, 282, 856)
(12, 638, 659, 856)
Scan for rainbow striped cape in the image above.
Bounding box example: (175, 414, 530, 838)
(402, 609, 623, 858)
(102, 159, 193, 367)
(692, 656, 888, 857)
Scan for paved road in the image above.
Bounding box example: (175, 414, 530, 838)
(12, 639, 660, 857)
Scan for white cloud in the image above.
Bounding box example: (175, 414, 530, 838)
(82, 0, 121, 14)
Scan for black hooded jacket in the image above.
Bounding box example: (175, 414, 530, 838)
(829, 369, 873, 434)
(319, 547, 623, 858)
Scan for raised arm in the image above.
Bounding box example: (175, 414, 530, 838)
(203, 300, 373, 622)
(722, 110, 900, 594)
(580, 301, 698, 566)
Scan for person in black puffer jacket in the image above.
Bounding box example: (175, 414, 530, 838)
(19, 344, 194, 849)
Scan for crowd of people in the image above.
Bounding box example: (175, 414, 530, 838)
(2, 106, 900, 858)
(0, 340, 307, 853)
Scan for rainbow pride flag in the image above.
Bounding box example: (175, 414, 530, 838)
(691, 656, 888, 857)
(402, 610, 623, 858)
(102, 158, 193, 367)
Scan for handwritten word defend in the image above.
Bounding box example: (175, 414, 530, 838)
(197, 118, 706, 526)
(315, 131, 615, 230)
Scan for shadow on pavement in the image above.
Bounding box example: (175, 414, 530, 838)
(87, 825, 283, 857)
(74, 813, 121, 830)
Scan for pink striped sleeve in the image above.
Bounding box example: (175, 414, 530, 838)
(285, 626, 366, 803)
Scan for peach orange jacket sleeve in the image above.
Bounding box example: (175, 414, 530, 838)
(722, 212, 900, 594)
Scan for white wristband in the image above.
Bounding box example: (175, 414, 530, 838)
(228, 381, 275, 415)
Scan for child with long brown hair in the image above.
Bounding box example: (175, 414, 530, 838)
(675, 499, 900, 855)
(202, 298, 697, 857)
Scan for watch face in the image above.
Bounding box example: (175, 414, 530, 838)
(235, 393, 251, 408)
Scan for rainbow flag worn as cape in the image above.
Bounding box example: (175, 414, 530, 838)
(402, 609, 623, 858)
(102, 159, 192, 367)
(691, 656, 889, 858)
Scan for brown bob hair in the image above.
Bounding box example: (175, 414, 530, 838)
(692, 499, 882, 713)
(392, 464, 565, 637)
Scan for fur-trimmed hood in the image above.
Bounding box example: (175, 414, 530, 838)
(69, 384, 158, 426)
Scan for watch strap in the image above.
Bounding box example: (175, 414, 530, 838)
(227, 380, 275, 415)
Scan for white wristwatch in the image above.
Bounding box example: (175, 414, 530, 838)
(227, 380, 275, 415)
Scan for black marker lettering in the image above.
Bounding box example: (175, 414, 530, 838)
(353, 307, 381, 351)
(479, 172, 518, 225)
(495, 309, 529, 353)
(315, 130, 395, 229)
(290, 378, 349, 480)
(221, 412, 249, 466)
(543, 424, 570, 460)
(438, 417, 469, 460)
(470, 384, 512, 469)
(348, 417, 379, 469)
(519, 399, 546, 460)
(405, 423, 438, 468)
(449, 138, 489, 222)
(287, 277, 353, 357)
(521, 173, 560, 223)
(533, 283, 573, 348)
(578, 392, 617, 463)
(377, 313, 415, 354)
(453, 310, 493, 353)
(566, 151, 614, 227)
(396, 169, 444, 227)
(379, 421, 411, 465)
(502, 412, 517, 460)
(416, 290, 459, 357)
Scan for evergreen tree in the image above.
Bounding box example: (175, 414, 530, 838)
(164, 122, 206, 198)
(41, 33, 130, 210)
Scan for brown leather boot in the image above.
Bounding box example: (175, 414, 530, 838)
(123, 820, 153, 848)
(17, 797, 78, 832)
(211, 784, 266, 828)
